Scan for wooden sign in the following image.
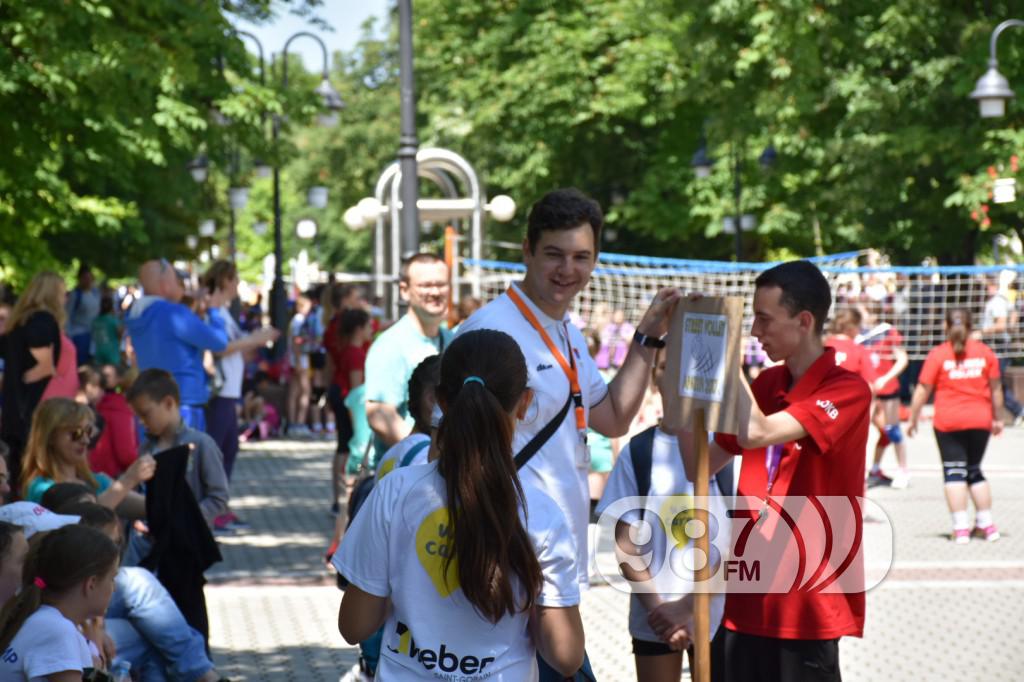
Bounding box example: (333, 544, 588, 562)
(662, 295, 744, 682)
(662, 296, 745, 435)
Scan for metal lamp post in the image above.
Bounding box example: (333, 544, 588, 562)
(267, 32, 343, 349)
(970, 19, 1024, 118)
(692, 138, 776, 261)
(397, 0, 421, 259)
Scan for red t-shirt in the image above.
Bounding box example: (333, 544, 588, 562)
(825, 336, 876, 388)
(865, 327, 904, 395)
(919, 340, 1000, 432)
(715, 347, 870, 640)
(332, 344, 366, 397)
(89, 392, 139, 478)
(324, 314, 379, 386)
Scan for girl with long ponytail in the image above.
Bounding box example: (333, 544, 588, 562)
(334, 329, 584, 680)
(0, 524, 119, 680)
(909, 309, 1004, 543)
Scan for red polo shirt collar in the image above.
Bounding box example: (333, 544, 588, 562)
(770, 346, 837, 408)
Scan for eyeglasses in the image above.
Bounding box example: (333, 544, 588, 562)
(67, 426, 96, 443)
(412, 281, 451, 293)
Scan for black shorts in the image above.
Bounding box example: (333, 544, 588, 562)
(712, 628, 842, 682)
(935, 428, 989, 483)
(876, 391, 900, 401)
(310, 350, 327, 370)
(632, 638, 675, 656)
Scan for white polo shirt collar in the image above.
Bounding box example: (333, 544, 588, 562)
(509, 281, 569, 335)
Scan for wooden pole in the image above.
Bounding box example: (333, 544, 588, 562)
(693, 408, 712, 682)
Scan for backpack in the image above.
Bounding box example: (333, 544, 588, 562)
(628, 426, 734, 520)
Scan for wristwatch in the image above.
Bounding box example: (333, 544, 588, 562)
(633, 330, 666, 349)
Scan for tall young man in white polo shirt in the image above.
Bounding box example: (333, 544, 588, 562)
(454, 188, 679, 678)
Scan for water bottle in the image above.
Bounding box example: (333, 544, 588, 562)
(109, 659, 131, 682)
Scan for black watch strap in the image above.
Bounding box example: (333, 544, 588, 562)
(633, 330, 666, 349)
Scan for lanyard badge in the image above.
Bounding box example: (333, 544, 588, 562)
(507, 286, 588, 446)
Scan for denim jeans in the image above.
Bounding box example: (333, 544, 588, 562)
(107, 566, 214, 682)
(105, 618, 169, 682)
(999, 357, 1022, 418)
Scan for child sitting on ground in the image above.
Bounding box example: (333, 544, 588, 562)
(0, 524, 120, 680)
(0, 520, 27, 605)
(240, 372, 281, 442)
(62, 501, 228, 682)
(20, 397, 154, 518)
(89, 364, 139, 479)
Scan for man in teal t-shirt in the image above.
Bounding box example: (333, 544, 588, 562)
(364, 254, 452, 457)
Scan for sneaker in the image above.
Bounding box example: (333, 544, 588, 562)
(867, 471, 893, 488)
(889, 471, 910, 489)
(1013, 414, 1024, 428)
(227, 517, 251, 531)
(952, 528, 971, 544)
(973, 525, 1001, 542)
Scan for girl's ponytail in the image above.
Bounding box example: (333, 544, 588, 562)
(945, 308, 972, 356)
(0, 525, 118, 650)
(435, 330, 543, 623)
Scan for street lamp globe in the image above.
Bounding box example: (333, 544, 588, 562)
(229, 187, 250, 210)
(188, 154, 209, 183)
(344, 206, 366, 230)
(971, 64, 1014, 118)
(296, 218, 318, 240)
(357, 196, 383, 224)
(315, 76, 344, 128)
(253, 159, 272, 178)
(487, 195, 517, 222)
(691, 144, 714, 178)
(307, 186, 329, 209)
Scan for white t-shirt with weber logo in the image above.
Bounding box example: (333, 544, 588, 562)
(0, 605, 93, 681)
(375, 432, 432, 481)
(333, 461, 579, 680)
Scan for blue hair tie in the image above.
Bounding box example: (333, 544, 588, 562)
(463, 376, 485, 387)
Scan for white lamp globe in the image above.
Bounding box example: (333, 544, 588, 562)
(357, 197, 383, 224)
(344, 206, 366, 230)
(488, 195, 517, 222)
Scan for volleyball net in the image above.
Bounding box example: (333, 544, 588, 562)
(462, 249, 1024, 360)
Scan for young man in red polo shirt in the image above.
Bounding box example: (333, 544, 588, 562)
(670, 261, 871, 681)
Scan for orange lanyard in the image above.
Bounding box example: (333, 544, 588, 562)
(507, 286, 587, 433)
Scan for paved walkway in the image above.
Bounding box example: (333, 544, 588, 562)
(206, 428, 1024, 681)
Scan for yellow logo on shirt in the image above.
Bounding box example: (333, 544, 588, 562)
(376, 458, 397, 481)
(415, 507, 459, 597)
(659, 494, 695, 548)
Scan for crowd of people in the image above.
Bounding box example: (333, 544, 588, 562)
(0, 186, 1017, 680)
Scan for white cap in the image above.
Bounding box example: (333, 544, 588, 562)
(0, 502, 80, 538)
